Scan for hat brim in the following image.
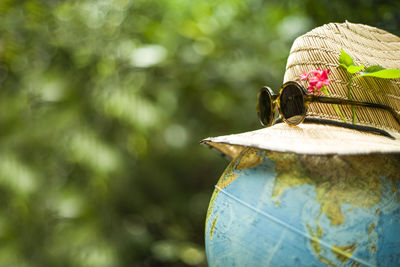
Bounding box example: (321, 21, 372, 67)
(201, 122, 400, 159)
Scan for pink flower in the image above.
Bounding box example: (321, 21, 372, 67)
(299, 71, 310, 81)
(299, 69, 331, 95)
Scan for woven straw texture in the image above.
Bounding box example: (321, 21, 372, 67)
(284, 22, 400, 133)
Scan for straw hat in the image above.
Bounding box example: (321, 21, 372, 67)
(201, 22, 400, 158)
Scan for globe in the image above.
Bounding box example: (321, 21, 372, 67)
(205, 147, 400, 266)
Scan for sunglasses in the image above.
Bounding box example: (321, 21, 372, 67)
(257, 81, 400, 127)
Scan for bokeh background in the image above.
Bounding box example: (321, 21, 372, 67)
(0, 0, 399, 266)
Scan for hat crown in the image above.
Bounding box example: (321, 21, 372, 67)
(284, 22, 400, 133)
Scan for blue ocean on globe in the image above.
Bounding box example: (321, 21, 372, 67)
(205, 148, 400, 266)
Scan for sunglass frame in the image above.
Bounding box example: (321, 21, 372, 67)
(257, 81, 400, 127)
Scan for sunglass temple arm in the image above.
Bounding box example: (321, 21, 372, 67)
(309, 95, 400, 126)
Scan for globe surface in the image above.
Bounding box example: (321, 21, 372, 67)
(205, 148, 400, 266)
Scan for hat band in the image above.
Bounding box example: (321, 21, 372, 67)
(302, 117, 395, 138)
(306, 103, 400, 135)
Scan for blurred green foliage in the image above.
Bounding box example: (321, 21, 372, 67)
(0, 0, 399, 266)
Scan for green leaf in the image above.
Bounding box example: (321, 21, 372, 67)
(346, 64, 364, 74)
(358, 67, 400, 79)
(338, 48, 354, 68)
(362, 65, 385, 73)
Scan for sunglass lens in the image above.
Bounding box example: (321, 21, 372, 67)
(257, 89, 273, 126)
(280, 84, 305, 125)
